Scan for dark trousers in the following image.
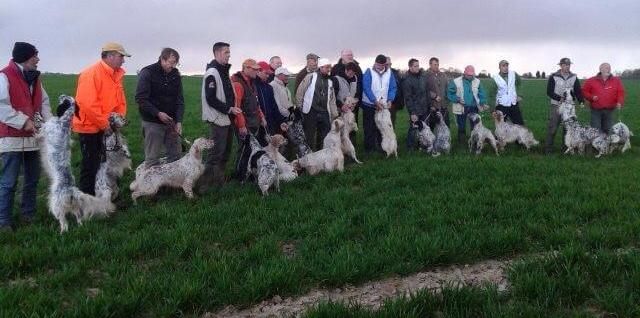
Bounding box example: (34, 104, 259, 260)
(197, 123, 234, 191)
(455, 107, 479, 136)
(79, 132, 105, 195)
(302, 108, 331, 151)
(590, 108, 615, 133)
(362, 106, 382, 152)
(496, 103, 524, 125)
(142, 120, 181, 167)
(0, 151, 40, 226)
(233, 126, 266, 181)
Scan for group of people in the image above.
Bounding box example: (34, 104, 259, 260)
(0, 41, 627, 231)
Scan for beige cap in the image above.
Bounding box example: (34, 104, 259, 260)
(102, 42, 131, 57)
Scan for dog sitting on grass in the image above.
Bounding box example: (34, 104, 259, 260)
(413, 119, 436, 154)
(468, 113, 499, 155)
(293, 119, 344, 175)
(609, 122, 633, 154)
(247, 134, 280, 196)
(130, 137, 214, 202)
(37, 95, 115, 233)
(432, 111, 451, 156)
(264, 134, 297, 182)
(285, 107, 312, 159)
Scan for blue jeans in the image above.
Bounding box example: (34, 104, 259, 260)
(455, 106, 479, 135)
(0, 151, 40, 226)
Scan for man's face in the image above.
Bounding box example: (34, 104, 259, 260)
(560, 63, 571, 73)
(245, 66, 259, 79)
(345, 69, 355, 79)
(373, 62, 386, 73)
(160, 55, 178, 73)
(215, 47, 231, 64)
(499, 64, 509, 74)
(277, 73, 288, 84)
(409, 62, 420, 74)
(342, 50, 354, 63)
(319, 64, 331, 75)
(464, 74, 474, 80)
(257, 70, 269, 81)
(307, 58, 318, 70)
(270, 57, 282, 70)
(429, 60, 439, 72)
(599, 63, 611, 76)
(105, 52, 125, 69)
(23, 54, 40, 71)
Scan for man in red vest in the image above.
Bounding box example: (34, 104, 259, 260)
(0, 42, 52, 231)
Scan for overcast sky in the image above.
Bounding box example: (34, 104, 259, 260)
(2, 0, 639, 77)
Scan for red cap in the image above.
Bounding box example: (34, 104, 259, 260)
(257, 61, 273, 74)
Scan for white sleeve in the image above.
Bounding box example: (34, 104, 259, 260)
(0, 73, 29, 129)
(40, 84, 53, 121)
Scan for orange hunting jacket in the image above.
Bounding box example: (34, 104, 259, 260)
(73, 60, 127, 133)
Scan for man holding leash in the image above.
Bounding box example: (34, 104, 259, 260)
(135, 48, 185, 167)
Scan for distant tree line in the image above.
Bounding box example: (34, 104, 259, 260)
(618, 69, 640, 79)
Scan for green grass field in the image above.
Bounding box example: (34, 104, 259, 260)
(1, 75, 639, 317)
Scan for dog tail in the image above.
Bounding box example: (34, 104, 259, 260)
(72, 188, 115, 220)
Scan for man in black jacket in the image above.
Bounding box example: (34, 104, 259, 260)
(197, 42, 242, 192)
(135, 48, 184, 167)
(403, 58, 430, 149)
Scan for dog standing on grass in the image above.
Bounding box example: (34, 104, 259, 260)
(492, 110, 539, 151)
(95, 113, 132, 201)
(37, 96, 115, 233)
(130, 137, 214, 202)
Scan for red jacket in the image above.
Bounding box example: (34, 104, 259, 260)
(582, 74, 625, 110)
(0, 60, 43, 137)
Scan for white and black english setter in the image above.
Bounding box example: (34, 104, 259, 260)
(286, 107, 312, 158)
(130, 137, 214, 202)
(492, 110, 539, 151)
(413, 119, 435, 154)
(432, 111, 451, 156)
(95, 113, 131, 201)
(558, 91, 609, 157)
(37, 95, 115, 233)
(247, 134, 280, 196)
(468, 113, 499, 155)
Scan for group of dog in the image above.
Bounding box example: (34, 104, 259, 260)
(32, 91, 632, 233)
(412, 88, 632, 158)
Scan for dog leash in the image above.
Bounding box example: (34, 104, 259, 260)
(166, 120, 192, 146)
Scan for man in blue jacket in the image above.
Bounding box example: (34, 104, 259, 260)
(361, 54, 397, 153)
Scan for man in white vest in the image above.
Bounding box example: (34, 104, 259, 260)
(490, 60, 524, 125)
(295, 58, 339, 150)
(446, 65, 489, 144)
(361, 54, 398, 153)
(197, 42, 242, 193)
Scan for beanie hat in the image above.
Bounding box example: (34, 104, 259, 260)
(12, 42, 38, 63)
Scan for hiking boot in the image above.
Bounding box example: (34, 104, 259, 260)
(0, 224, 14, 233)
